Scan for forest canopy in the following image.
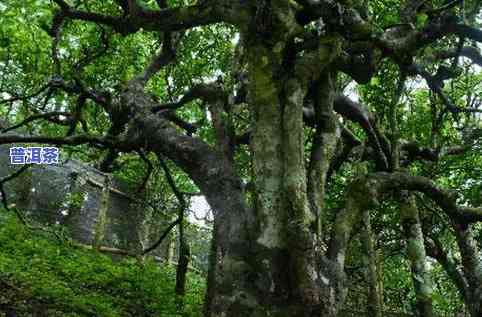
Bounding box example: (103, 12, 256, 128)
(0, 0, 482, 316)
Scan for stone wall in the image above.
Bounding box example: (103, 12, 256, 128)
(0, 145, 173, 259)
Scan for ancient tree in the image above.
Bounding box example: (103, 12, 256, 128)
(1, 0, 482, 316)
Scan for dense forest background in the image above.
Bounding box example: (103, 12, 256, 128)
(0, 0, 481, 316)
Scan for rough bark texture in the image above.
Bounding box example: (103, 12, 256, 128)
(452, 223, 482, 317)
(362, 209, 383, 317)
(2, 1, 482, 316)
(400, 193, 433, 317)
(307, 73, 340, 239)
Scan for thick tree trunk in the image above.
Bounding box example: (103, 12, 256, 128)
(123, 91, 260, 316)
(307, 73, 340, 239)
(400, 193, 433, 317)
(453, 223, 482, 317)
(123, 4, 352, 316)
(362, 209, 383, 317)
(239, 39, 322, 315)
(203, 34, 345, 315)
